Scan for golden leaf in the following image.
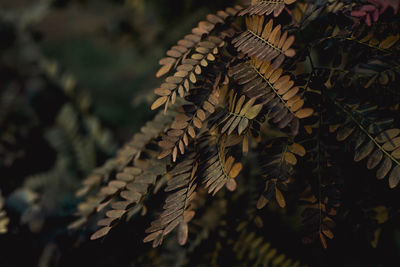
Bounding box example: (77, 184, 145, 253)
(156, 64, 173, 78)
(229, 162, 242, 179)
(284, 152, 297, 165)
(245, 104, 263, 119)
(288, 143, 306, 157)
(151, 96, 168, 110)
(90, 226, 112, 240)
(275, 187, 286, 208)
(295, 108, 313, 119)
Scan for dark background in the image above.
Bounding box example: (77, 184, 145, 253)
(1, 1, 400, 267)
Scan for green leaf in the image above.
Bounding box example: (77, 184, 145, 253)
(245, 104, 263, 119)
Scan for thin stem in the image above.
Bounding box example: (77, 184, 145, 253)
(247, 29, 283, 54)
(334, 100, 400, 166)
(250, 63, 296, 116)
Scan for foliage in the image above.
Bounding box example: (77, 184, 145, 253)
(1, 0, 400, 266)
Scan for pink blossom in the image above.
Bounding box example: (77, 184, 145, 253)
(351, 0, 400, 26)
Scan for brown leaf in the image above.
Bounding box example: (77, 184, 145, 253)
(156, 64, 173, 78)
(375, 129, 400, 143)
(295, 108, 313, 119)
(183, 210, 195, 223)
(176, 113, 191, 122)
(90, 226, 111, 240)
(228, 117, 242, 135)
(242, 135, 249, 156)
(203, 101, 215, 113)
(239, 98, 257, 116)
(226, 179, 237, 191)
(189, 72, 197, 83)
(178, 85, 185, 97)
(193, 117, 203, 129)
(282, 35, 295, 51)
(275, 187, 286, 208)
(238, 118, 249, 135)
(229, 163, 242, 178)
(288, 143, 306, 157)
(154, 88, 171, 96)
(158, 149, 172, 159)
(234, 95, 246, 114)
(183, 133, 189, 146)
(376, 156, 392, 179)
(196, 109, 206, 121)
(257, 195, 269, 209)
(143, 230, 162, 243)
(177, 222, 188, 246)
(379, 35, 399, 49)
(320, 232, 328, 249)
(382, 137, 400, 151)
(168, 129, 184, 137)
(322, 228, 334, 239)
(289, 99, 304, 112)
(179, 140, 185, 154)
(158, 140, 175, 149)
(282, 86, 299, 100)
(151, 96, 168, 110)
(269, 68, 283, 84)
(120, 190, 141, 202)
(171, 121, 189, 130)
(188, 126, 196, 138)
(284, 48, 296, 57)
(221, 117, 235, 133)
(354, 141, 374, 162)
(172, 146, 178, 162)
(159, 57, 176, 65)
(166, 49, 182, 58)
(367, 149, 383, 170)
(336, 125, 356, 141)
(284, 152, 297, 165)
(389, 165, 400, 189)
(392, 147, 400, 159)
(245, 104, 263, 119)
(106, 209, 126, 218)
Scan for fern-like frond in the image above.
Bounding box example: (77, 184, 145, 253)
(152, 12, 242, 113)
(239, 0, 297, 17)
(144, 154, 198, 247)
(332, 100, 400, 188)
(215, 91, 264, 136)
(348, 28, 400, 53)
(89, 140, 166, 240)
(232, 16, 296, 69)
(300, 180, 339, 249)
(152, 35, 230, 112)
(71, 110, 176, 232)
(156, 6, 243, 78)
(354, 58, 400, 89)
(157, 87, 220, 162)
(75, 110, 176, 199)
(198, 133, 243, 195)
(257, 137, 305, 209)
(230, 58, 313, 135)
(233, 222, 308, 267)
